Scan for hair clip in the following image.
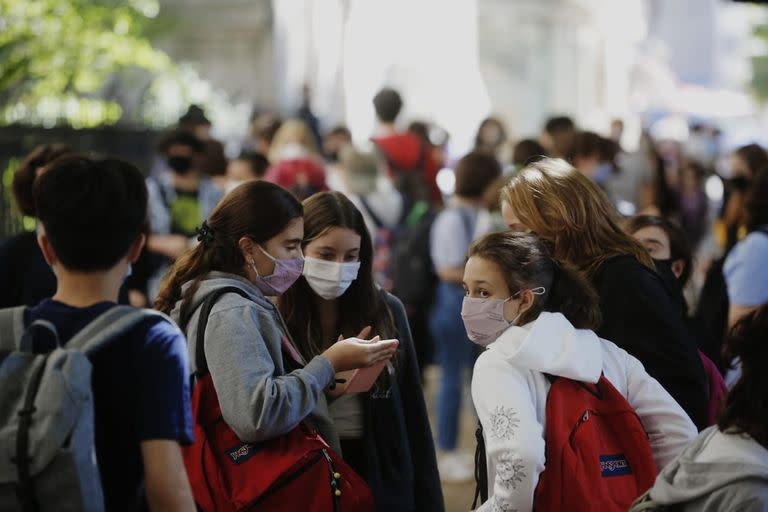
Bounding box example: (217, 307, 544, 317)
(195, 221, 215, 246)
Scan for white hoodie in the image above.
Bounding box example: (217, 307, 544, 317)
(472, 312, 698, 512)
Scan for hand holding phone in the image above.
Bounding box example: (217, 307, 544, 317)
(322, 332, 398, 373)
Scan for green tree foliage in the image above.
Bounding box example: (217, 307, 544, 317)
(0, 0, 174, 127)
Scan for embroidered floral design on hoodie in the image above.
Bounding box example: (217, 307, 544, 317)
(490, 495, 518, 512)
(489, 405, 520, 440)
(497, 452, 527, 490)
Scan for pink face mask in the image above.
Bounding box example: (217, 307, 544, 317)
(461, 287, 546, 346)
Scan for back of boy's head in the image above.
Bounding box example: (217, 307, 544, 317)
(34, 156, 148, 272)
(373, 88, 403, 123)
(238, 151, 270, 178)
(544, 116, 575, 135)
(454, 152, 502, 199)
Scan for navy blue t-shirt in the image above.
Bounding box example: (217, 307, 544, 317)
(26, 299, 194, 511)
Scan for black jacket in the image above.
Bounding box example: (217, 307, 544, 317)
(0, 231, 56, 308)
(594, 255, 708, 430)
(357, 292, 444, 512)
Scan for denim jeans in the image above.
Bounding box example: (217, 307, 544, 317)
(429, 281, 477, 451)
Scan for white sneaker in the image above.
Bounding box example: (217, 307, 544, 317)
(438, 451, 474, 482)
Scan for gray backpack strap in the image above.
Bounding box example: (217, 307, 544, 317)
(19, 320, 60, 353)
(67, 306, 169, 355)
(0, 306, 28, 351)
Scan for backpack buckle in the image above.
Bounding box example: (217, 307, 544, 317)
(17, 407, 37, 417)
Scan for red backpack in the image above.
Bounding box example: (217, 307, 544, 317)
(474, 374, 658, 512)
(180, 286, 375, 511)
(698, 350, 727, 427)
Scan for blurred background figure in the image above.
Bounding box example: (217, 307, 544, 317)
(323, 125, 353, 185)
(511, 138, 548, 173)
(323, 125, 353, 164)
(250, 113, 283, 156)
(178, 104, 228, 186)
(541, 115, 576, 159)
(225, 151, 269, 193)
(265, 119, 328, 200)
(472, 116, 508, 162)
(371, 88, 441, 212)
(610, 118, 625, 144)
(332, 145, 402, 240)
(676, 160, 709, 250)
(144, 129, 223, 300)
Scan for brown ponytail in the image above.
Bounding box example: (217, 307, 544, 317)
(154, 181, 303, 315)
(468, 231, 601, 330)
(546, 261, 602, 330)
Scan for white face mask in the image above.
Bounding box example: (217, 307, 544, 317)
(303, 257, 361, 300)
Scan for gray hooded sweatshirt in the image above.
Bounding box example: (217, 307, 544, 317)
(631, 426, 768, 512)
(170, 272, 341, 453)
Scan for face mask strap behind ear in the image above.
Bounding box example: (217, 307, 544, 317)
(509, 286, 547, 301)
(509, 286, 547, 323)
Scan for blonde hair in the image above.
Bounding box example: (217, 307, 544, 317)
(267, 119, 320, 164)
(501, 158, 654, 279)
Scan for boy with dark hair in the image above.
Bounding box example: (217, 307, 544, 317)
(28, 156, 195, 511)
(373, 88, 404, 124)
(371, 87, 441, 210)
(542, 115, 576, 158)
(225, 151, 270, 193)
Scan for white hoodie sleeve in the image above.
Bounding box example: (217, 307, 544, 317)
(471, 351, 546, 512)
(619, 349, 698, 469)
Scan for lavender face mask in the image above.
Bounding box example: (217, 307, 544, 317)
(252, 246, 304, 296)
(461, 287, 546, 346)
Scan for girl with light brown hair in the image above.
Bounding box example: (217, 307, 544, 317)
(265, 119, 327, 200)
(500, 157, 709, 429)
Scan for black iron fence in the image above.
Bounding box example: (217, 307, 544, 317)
(0, 125, 159, 237)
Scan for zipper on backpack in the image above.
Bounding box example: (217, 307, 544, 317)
(568, 409, 593, 446)
(322, 449, 341, 512)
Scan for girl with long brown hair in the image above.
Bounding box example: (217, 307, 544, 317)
(278, 191, 443, 512)
(155, 181, 398, 455)
(501, 158, 708, 429)
(632, 304, 768, 512)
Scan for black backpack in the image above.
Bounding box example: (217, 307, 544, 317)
(390, 203, 437, 307)
(693, 225, 768, 372)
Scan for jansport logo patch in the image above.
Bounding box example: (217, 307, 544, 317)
(227, 443, 259, 465)
(600, 454, 632, 477)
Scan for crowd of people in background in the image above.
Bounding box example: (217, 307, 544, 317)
(0, 85, 766, 512)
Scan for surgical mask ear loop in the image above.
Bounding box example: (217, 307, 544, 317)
(249, 258, 260, 277)
(507, 287, 547, 324)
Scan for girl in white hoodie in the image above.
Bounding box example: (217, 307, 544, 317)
(463, 232, 697, 512)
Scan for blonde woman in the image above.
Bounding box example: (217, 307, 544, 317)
(500, 158, 708, 429)
(265, 119, 327, 199)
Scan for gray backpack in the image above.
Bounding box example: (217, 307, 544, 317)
(0, 306, 165, 512)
